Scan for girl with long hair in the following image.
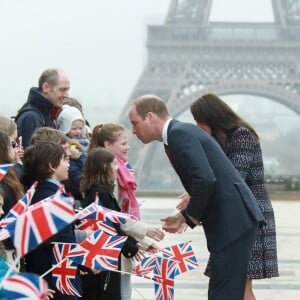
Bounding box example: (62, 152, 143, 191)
(80, 147, 140, 300)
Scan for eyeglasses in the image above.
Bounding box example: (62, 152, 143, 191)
(11, 140, 17, 149)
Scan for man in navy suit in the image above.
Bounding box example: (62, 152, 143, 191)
(129, 95, 264, 300)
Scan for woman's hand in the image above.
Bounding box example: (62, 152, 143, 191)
(146, 226, 165, 241)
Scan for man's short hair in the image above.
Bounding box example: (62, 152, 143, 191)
(134, 94, 169, 119)
(38, 68, 59, 89)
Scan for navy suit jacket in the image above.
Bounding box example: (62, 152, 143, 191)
(166, 119, 264, 252)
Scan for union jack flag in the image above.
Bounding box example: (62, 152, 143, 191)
(0, 163, 14, 181)
(96, 220, 118, 236)
(103, 206, 135, 223)
(153, 257, 177, 300)
(0, 228, 10, 241)
(2, 272, 48, 300)
(67, 229, 127, 271)
(52, 243, 82, 297)
(6, 194, 76, 257)
(75, 202, 106, 222)
(0, 181, 37, 228)
(93, 191, 137, 222)
(133, 255, 158, 279)
(75, 201, 133, 225)
(161, 241, 199, 276)
(94, 192, 137, 224)
(76, 219, 118, 236)
(76, 218, 99, 230)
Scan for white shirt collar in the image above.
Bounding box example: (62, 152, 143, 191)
(162, 118, 172, 145)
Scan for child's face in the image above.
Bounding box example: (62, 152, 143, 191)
(51, 156, 70, 182)
(0, 195, 4, 218)
(68, 120, 84, 139)
(106, 131, 130, 161)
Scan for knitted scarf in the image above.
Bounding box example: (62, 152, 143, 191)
(115, 156, 140, 220)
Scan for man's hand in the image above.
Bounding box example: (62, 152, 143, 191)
(176, 192, 190, 210)
(160, 213, 185, 233)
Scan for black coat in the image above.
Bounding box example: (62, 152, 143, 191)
(15, 87, 56, 147)
(25, 180, 77, 300)
(81, 186, 138, 300)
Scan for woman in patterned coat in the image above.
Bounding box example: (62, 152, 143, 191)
(185, 93, 278, 300)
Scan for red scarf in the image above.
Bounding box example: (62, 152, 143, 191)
(49, 106, 61, 128)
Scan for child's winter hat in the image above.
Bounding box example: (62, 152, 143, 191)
(57, 104, 85, 134)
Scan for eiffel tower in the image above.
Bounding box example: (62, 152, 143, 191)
(118, 0, 300, 192)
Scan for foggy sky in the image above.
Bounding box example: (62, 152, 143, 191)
(0, 0, 275, 125)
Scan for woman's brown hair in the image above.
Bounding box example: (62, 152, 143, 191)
(0, 116, 17, 136)
(190, 93, 258, 148)
(88, 123, 125, 152)
(80, 147, 115, 195)
(0, 129, 24, 200)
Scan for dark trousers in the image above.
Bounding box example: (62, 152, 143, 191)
(208, 224, 258, 300)
(80, 271, 121, 300)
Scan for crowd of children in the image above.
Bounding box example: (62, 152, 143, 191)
(0, 96, 164, 300)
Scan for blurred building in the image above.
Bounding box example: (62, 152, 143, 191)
(118, 0, 300, 191)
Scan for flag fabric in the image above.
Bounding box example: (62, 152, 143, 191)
(133, 255, 158, 279)
(52, 243, 82, 297)
(0, 183, 69, 229)
(6, 194, 76, 256)
(2, 272, 48, 300)
(76, 218, 117, 236)
(75, 218, 99, 231)
(75, 202, 106, 222)
(93, 191, 137, 223)
(153, 257, 178, 300)
(161, 241, 199, 276)
(67, 229, 127, 271)
(75, 201, 133, 225)
(95, 220, 118, 236)
(0, 181, 38, 228)
(0, 228, 10, 241)
(102, 206, 135, 224)
(0, 163, 14, 181)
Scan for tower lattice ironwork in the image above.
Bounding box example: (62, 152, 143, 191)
(118, 0, 300, 191)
